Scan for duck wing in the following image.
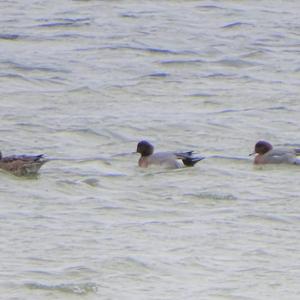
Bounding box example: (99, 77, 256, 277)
(174, 151, 205, 167)
(265, 148, 297, 164)
(2, 154, 46, 163)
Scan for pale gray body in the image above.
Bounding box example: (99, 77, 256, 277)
(255, 148, 300, 165)
(139, 151, 203, 168)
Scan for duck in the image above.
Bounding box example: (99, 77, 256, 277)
(136, 140, 204, 168)
(250, 140, 300, 165)
(0, 151, 49, 176)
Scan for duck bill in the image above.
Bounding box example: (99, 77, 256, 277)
(249, 152, 255, 156)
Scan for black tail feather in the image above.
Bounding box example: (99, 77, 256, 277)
(182, 156, 205, 167)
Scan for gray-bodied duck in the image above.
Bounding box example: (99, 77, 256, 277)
(250, 140, 300, 165)
(0, 151, 48, 176)
(136, 140, 204, 169)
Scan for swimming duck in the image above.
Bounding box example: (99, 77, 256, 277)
(136, 140, 204, 168)
(250, 140, 300, 165)
(0, 151, 48, 176)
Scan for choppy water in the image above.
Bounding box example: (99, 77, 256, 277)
(1, 1, 300, 299)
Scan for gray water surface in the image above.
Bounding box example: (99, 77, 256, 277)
(1, 1, 300, 299)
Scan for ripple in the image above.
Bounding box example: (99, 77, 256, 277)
(24, 282, 98, 295)
(145, 72, 170, 78)
(187, 93, 216, 98)
(196, 5, 225, 11)
(67, 86, 98, 93)
(82, 178, 99, 187)
(184, 192, 237, 201)
(54, 128, 110, 141)
(266, 106, 287, 111)
(1, 60, 69, 74)
(222, 22, 255, 29)
(204, 72, 234, 78)
(0, 73, 30, 81)
(244, 214, 292, 224)
(56, 179, 78, 186)
(215, 58, 256, 68)
(0, 34, 19, 40)
(36, 17, 90, 23)
(102, 256, 152, 272)
(120, 13, 139, 19)
(98, 45, 197, 55)
(99, 172, 126, 177)
(160, 59, 206, 65)
(35, 18, 91, 28)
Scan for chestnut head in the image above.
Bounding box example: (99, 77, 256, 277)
(136, 140, 154, 157)
(253, 140, 273, 155)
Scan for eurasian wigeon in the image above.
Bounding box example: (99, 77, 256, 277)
(0, 152, 48, 176)
(136, 140, 204, 168)
(250, 140, 300, 165)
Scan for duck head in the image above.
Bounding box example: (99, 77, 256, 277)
(136, 140, 154, 157)
(250, 140, 273, 155)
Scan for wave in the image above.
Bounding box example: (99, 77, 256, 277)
(184, 192, 237, 201)
(79, 45, 197, 55)
(35, 17, 91, 28)
(144, 72, 170, 78)
(24, 282, 98, 295)
(0, 60, 69, 74)
(222, 22, 254, 29)
(160, 59, 206, 65)
(0, 34, 19, 40)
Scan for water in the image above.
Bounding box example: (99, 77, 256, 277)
(1, 1, 300, 299)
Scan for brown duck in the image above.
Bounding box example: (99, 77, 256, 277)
(0, 151, 48, 176)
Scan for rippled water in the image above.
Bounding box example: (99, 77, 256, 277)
(1, 1, 300, 299)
